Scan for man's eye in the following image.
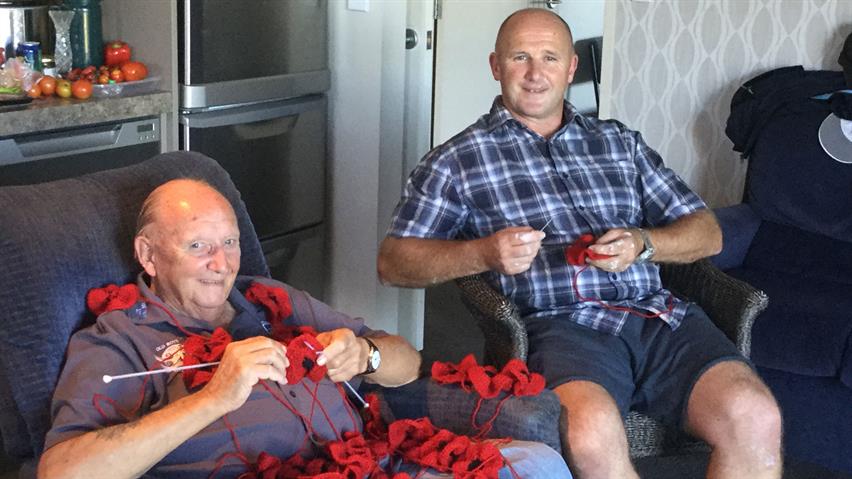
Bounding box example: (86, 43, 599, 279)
(189, 242, 202, 249)
(224, 238, 239, 247)
(513, 54, 527, 61)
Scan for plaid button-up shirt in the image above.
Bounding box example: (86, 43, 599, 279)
(387, 98, 707, 334)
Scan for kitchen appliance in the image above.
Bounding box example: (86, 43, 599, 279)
(178, 0, 329, 299)
(0, 0, 55, 61)
(0, 116, 161, 186)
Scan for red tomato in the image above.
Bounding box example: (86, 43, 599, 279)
(71, 79, 93, 99)
(38, 75, 56, 96)
(26, 83, 41, 98)
(120, 61, 148, 82)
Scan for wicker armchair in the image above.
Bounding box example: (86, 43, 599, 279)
(455, 258, 769, 458)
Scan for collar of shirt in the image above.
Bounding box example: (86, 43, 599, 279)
(133, 273, 267, 339)
(482, 96, 594, 138)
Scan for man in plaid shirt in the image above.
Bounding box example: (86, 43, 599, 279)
(379, 8, 782, 479)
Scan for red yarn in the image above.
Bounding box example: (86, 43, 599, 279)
(182, 327, 232, 390)
(564, 233, 613, 266)
(432, 354, 545, 438)
(566, 233, 675, 319)
(86, 283, 141, 316)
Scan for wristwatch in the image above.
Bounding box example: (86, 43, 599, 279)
(362, 337, 381, 374)
(634, 228, 656, 264)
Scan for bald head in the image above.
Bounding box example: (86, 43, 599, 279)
(495, 8, 574, 54)
(136, 179, 234, 240)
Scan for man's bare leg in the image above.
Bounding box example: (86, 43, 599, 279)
(555, 380, 638, 479)
(686, 361, 782, 479)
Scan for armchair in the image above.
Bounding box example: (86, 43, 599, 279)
(0, 151, 562, 476)
(454, 258, 768, 459)
(0, 151, 269, 475)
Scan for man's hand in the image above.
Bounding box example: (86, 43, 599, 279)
(200, 337, 289, 414)
(482, 226, 546, 275)
(587, 228, 643, 272)
(315, 328, 365, 383)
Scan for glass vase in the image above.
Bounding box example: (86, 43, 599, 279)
(49, 9, 75, 76)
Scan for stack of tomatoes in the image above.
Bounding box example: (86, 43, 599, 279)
(31, 40, 148, 100)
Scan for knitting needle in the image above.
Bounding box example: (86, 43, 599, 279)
(103, 361, 221, 383)
(540, 217, 554, 231)
(303, 341, 369, 409)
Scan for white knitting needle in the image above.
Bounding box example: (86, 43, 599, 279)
(540, 217, 554, 231)
(303, 341, 369, 409)
(102, 361, 221, 383)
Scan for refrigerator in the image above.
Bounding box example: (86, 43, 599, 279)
(177, 0, 329, 300)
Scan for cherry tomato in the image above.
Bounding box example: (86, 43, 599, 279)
(38, 75, 56, 96)
(81, 65, 96, 76)
(97, 73, 110, 85)
(26, 83, 41, 98)
(55, 79, 72, 98)
(71, 79, 93, 99)
(109, 68, 124, 83)
(120, 61, 148, 82)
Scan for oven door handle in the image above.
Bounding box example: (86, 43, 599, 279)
(179, 95, 325, 130)
(0, 118, 159, 165)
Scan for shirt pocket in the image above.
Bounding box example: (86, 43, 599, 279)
(562, 156, 641, 227)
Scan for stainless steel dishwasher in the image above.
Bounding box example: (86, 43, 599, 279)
(0, 117, 161, 186)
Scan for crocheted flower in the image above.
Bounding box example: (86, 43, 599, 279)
(182, 327, 232, 389)
(501, 359, 545, 397)
(284, 333, 327, 384)
(245, 281, 293, 325)
(86, 283, 141, 316)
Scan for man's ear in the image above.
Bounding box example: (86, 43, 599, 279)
(566, 52, 579, 84)
(489, 52, 501, 81)
(134, 235, 158, 278)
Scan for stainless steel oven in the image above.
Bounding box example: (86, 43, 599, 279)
(179, 95, 327, 299)
(178, 0, 329, 299)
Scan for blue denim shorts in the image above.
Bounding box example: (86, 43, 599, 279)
(524, 305, 749, 430)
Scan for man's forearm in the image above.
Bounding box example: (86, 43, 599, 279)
(38, 390, 226, 479)
(377, 236, 489, 287)
(647, 209, 723, 263)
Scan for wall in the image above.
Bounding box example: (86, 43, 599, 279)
(603, 0, 852, 207)
(327, 2, 409, 337)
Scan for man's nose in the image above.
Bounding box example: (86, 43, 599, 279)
(525, 60, 543, 80)
(207, 246, 228, 272)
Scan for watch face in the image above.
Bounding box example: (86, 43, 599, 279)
(369, 349, 381, 370)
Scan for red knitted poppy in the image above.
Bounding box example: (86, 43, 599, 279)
(182, 327, 232, 389)
(86, 283, 141, 316)
(245, 281, 293, 324)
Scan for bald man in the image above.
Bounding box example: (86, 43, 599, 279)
(39, 179, 569, 478)
(380, 8, 782, 479)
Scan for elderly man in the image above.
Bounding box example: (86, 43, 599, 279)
(38, 178, 569, 478)
(379, 8, 782, 479)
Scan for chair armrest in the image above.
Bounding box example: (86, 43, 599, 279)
(455, 275, 527, 367)
(711, 204, 761, 270)
(362, 378, 563, 454)
(660, 259, 768, 358)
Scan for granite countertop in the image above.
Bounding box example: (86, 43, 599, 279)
(0, 91, 173, 138)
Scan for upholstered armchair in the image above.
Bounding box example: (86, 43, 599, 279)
(454, 259, 769, 458)
(0, 151, 564, 476)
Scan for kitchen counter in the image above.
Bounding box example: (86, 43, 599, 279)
(0, 91, 173, 138)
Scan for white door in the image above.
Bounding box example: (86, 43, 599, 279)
(432, 0, 529, 145)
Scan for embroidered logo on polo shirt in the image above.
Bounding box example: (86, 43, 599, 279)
(155, 338, 184, 367)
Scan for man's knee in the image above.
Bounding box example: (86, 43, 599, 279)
(690, 364, 782, 448)
(555, 382, 626, 456)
